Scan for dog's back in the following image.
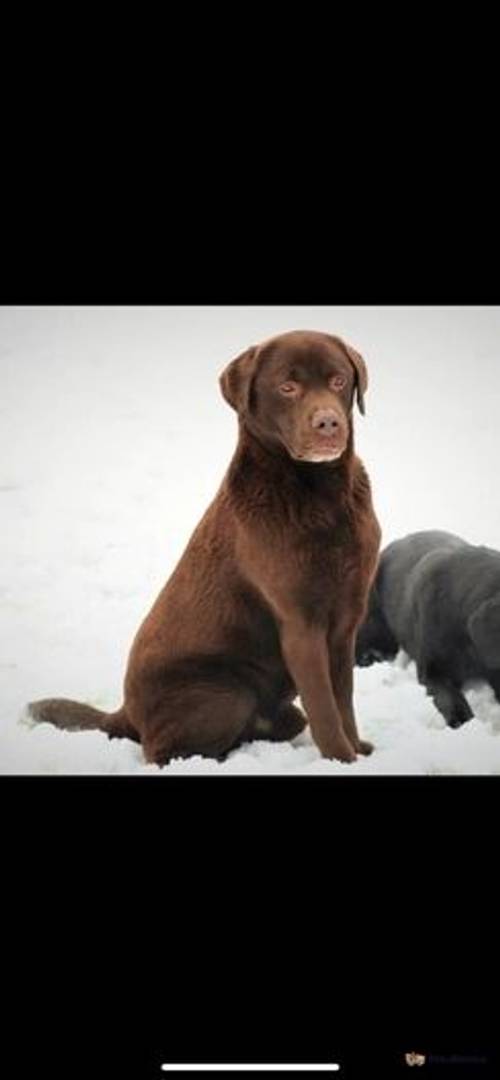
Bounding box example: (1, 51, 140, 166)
(356, 530, 467, 665)
(380, 530, 468, 648)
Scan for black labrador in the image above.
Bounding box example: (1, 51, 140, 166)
(355, 529, 500, 727)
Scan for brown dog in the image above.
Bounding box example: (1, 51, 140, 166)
(29, 330, 381, 765)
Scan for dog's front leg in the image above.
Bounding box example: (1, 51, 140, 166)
(279, 618, 356, 763)
(329, 630, 374, 755)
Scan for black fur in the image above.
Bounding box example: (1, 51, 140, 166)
(355, 530, 500, 727)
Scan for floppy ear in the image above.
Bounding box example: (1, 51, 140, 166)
(329, 336, 368, 415)
(467, 597, 500, 669)
(344, 342, 368, 415)
(219, 345, 258, 414)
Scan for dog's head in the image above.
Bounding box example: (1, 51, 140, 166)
(220, 330, 368, 463)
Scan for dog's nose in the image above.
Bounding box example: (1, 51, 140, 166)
(311, 409, 341, 436)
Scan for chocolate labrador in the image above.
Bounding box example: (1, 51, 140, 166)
(29, 330, 381, 764)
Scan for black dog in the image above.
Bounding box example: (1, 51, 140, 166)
(355, 529, 500, 727)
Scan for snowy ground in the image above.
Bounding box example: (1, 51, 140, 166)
(2, 305, 500, 775)
(6, 656, 500, 774)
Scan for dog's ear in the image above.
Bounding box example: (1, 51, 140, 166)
(329, 336, 368, 415)
(219, 345, 258, 414)
(467, 597, 500, 668)
(344, 342, 368, 416)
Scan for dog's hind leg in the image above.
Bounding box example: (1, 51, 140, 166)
(140, 680, 259, 765)
(250, 701, 307, 742)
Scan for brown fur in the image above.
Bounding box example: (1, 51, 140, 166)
(29, 330, 381, 765)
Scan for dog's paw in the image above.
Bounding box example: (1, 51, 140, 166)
(323, 733, 357, 763)
(355, 738, 374, 755)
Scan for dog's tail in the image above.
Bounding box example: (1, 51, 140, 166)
(26, 698, 139, 742)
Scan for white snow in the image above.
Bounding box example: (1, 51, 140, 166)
(2, 305, 500, 775)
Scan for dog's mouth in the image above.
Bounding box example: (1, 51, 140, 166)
(289, 439, 346, 463)
(299, 448, 344, 463)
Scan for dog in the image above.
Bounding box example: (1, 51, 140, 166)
(29, 330, 381, 764)
(356, 529, 500, 727)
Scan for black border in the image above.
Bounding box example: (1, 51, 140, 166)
(4, 773, 498, 1075)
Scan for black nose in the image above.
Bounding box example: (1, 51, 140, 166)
(311, 408, 341, 436)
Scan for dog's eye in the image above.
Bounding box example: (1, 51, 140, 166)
(330, 375, 346, 391)
(278, 382, 300, 396)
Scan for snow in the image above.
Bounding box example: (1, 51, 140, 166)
(7, 658, 500, 774)
(2, 305, 500, 775)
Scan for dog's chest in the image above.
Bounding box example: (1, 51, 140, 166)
(301, 521, 360, 571)
(291, 548, 364, 608)
(283, 513, 365, 611)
